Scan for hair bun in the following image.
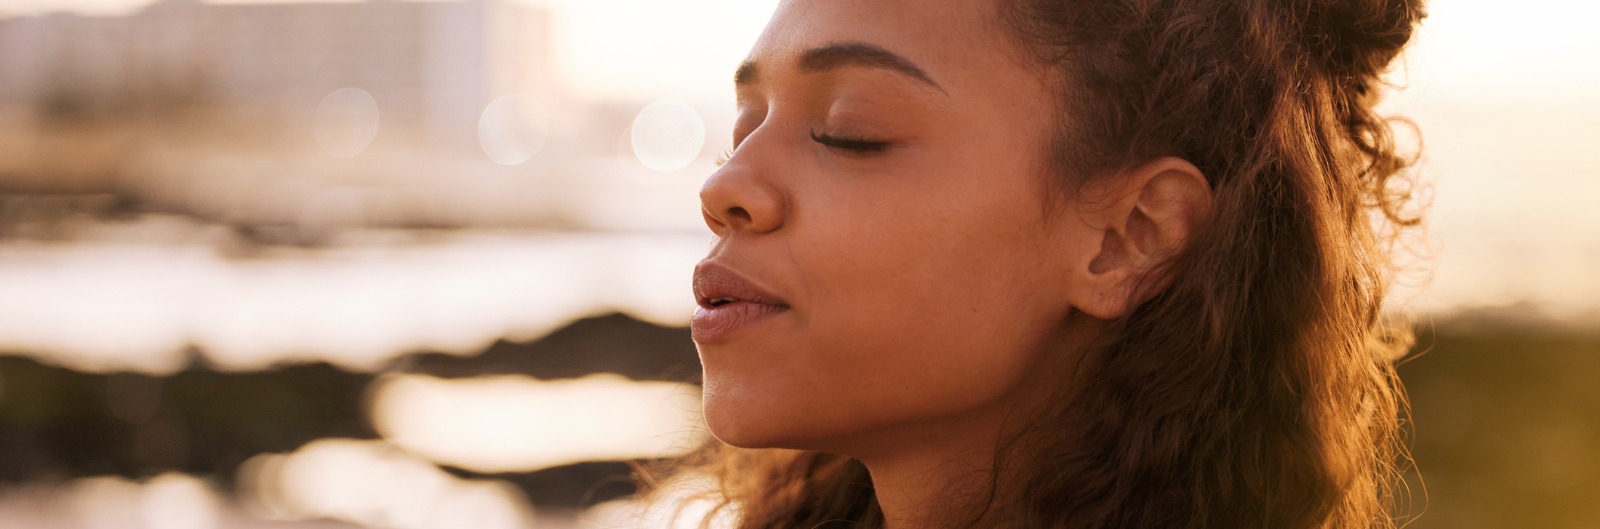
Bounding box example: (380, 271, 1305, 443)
(1297, 0, 1426, 79)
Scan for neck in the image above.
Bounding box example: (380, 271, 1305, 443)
(854, 411, 1004, 529)
(855, 316, 1105, 528)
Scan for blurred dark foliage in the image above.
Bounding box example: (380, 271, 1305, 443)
(404, 312, 702, 383)
(0, 313, 700, 508)
(0, 357, 371, 481)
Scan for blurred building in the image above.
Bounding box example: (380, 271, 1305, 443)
(0, 0, 551, 148)
(0, 0, 709, 237)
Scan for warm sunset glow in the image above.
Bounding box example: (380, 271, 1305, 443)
(525, 0, 780, 104)
(0, 1, 1595, 526)
(370, 373, 708, 473)
(236, 439, 534, 529)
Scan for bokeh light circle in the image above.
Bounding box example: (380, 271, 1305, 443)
(136, 473, 221, 529)
(313, 87, 380, 158)
(630, 99, 706, 171)
(478, 95, 550, 166)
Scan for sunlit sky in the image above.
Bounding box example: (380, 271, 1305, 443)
(9, 0, 1598, 102)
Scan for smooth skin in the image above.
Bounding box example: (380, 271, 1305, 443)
(694, 0, 1213, 526)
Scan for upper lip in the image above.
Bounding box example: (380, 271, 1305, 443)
(693, 262, 789, 309)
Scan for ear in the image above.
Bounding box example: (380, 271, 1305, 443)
(1067, 157, 1213, 319)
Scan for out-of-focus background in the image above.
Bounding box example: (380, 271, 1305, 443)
(0, 0, 1593, 528)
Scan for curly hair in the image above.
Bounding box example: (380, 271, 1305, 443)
(654, 1, 1427, 527)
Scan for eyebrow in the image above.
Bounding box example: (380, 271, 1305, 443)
(735, 41, 945, 93)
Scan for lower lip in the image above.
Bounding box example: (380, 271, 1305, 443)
(690, 301, 788, 344)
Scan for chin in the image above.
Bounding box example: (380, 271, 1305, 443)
(706, 424, 771, 449)
(702, 387, 826, 450)
(705, 417, 780, 451)
(702, 391, 781, 448)
(704, 393, 893, 457)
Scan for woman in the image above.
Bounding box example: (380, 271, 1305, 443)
(679, 0, 1424, 527)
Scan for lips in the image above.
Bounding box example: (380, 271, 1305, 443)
(691, 263, 790, 344)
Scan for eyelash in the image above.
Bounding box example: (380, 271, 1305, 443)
(809, 130, 890, 154)
(714, 130, 891, 167)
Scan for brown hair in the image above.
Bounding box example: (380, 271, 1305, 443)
(656, 0, 1426, 527)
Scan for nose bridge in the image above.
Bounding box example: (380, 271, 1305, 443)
(699, 132, 787, 235)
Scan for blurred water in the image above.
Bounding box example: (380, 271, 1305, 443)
(0, 223, 707, 374)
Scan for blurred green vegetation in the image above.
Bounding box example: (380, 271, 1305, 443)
(1398, 318, 1600, 529)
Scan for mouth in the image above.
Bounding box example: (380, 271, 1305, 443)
(693, 262, 789, 309)
(691, 263, 790, 343)
(697, 294, 785, 310)
(704, 296, 739, 308)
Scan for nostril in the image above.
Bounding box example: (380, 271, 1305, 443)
(726, 206, 753, 225)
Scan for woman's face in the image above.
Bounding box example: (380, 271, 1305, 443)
(693, 0, 1082, 454)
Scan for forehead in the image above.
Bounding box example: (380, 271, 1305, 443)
(744, 0, 1031, 98)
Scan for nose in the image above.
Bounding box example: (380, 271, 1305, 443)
(699, 150, 786, 236)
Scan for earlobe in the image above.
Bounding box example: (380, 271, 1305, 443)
(1070, 157, 1212, 319)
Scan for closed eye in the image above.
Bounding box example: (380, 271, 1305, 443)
(810, 130, 890, 153)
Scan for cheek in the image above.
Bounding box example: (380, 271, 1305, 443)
(702, 186, 1068, 448)
(802, 208, 1064, 401)
(811, 160, 1065, 343)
